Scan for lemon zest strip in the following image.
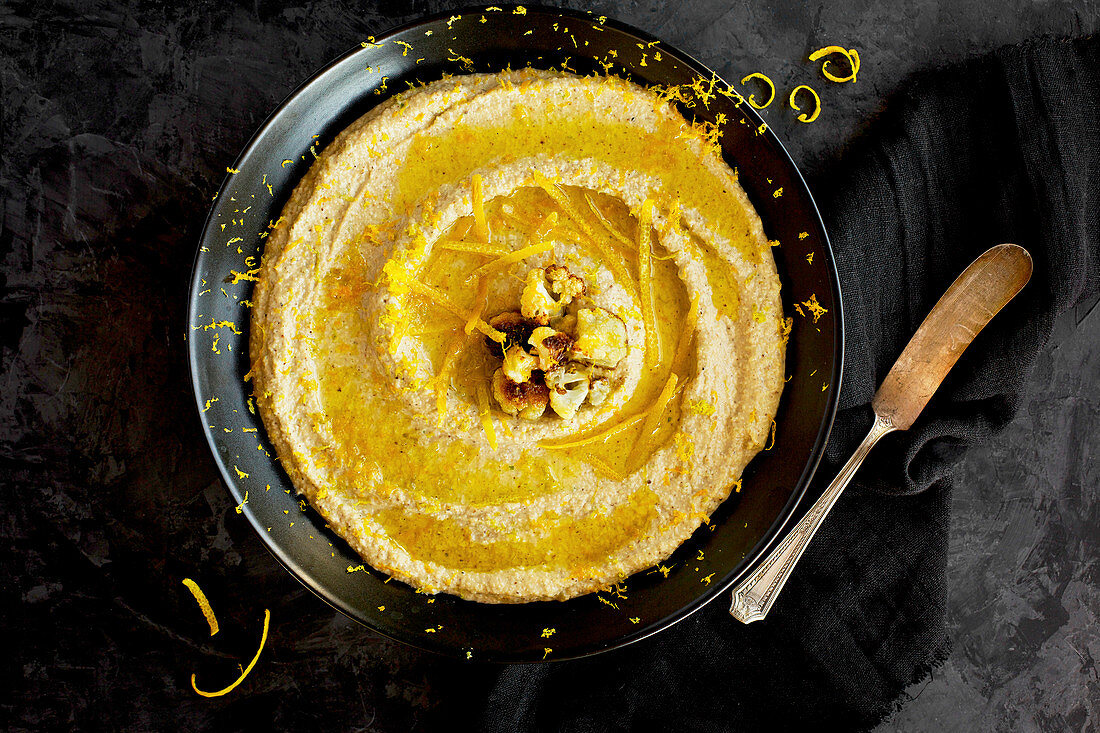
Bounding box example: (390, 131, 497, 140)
(181, 578, 220, 636)
(636, 199, 658, 370)
(388, 268, 505, 343)
(476, 381, 498, 451)
(808, 46, 860, 83)
(465, 240, 554, 280)
(639, 373, 680, 443)
(789, 85, 822, 123)
(739, 72, 776, 108)
(531, 170, 636, 295)
(437, 239, 511, 256)
(588, 455, 626, 481)
(464, 277, 491, 335)
(671, 293, 700, 378)
(431, 331, 466, 422)
(583, 192, 635, 256)
(191, 608, 270, 698)
(471, 174, 491, 243)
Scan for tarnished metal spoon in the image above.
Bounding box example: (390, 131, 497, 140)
(730, 243, 1034, 624)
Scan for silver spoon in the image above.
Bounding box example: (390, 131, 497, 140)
(730, 243, 1034, 623)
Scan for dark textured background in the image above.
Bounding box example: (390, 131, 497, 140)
(3, 1, 1098, 730)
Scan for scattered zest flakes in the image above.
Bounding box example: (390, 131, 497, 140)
(629, 617, 640, 624)
(800, 293, 828, 322)
(798, 231, 809, 240)
(806, 252, 815, 264)
(543, 647, 552, 659)
(739, 72, 776, 108)
(701, 573, 715, 585)
(181, 579, 220, 636)
(191, 609, 270, 698)
(234, 490, 248, 514)
(808, 46, 860, 83)
(789, 84, 821, 123)
(347, 564, 365, 573)
(772, 187, 784, 198)
(233, 466, 249, 479)
(541, 628, 556, 638)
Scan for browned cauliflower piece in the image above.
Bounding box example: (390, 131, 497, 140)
(544, 366, 590, 420)
(545, 264, 586, 305)
(528, 326, 574, 371)
(520, 269, 561, 325)
(491, 368, 549, 420)
(587, 377, 613, 406)
(502, 345, 537, 383)
(571, 308, 628, 368)
(486, 311, 537, 354)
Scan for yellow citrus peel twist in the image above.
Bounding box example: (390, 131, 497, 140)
(739, 72, 776, 109)
(788, 85, 822, 123)
(808, 46, 860, 83)
(191, 609, 271, 698)
(181, 578, 219, 636)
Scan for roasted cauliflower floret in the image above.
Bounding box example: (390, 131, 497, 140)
(587, 377, 613, 406)
(502, 345, 537, 383)
(545, 366, 590, 420)
(520, 269, 561, 325)
(545, 264, 586, 305)
(572, 308, 628, 368)
(528, 326, 573, 371)
(486, 311, 536, 353)
(549, 312, 577, 337)
(492, 368, 549, 420)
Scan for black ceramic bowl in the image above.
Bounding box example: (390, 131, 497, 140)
(187, 5, 842, 663)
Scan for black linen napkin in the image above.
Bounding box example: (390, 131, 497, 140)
(480, 36, 1100, 732)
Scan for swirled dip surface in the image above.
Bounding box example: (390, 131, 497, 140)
(250, 70, 786, 603)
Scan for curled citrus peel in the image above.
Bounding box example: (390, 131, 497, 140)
(739, 72, 776, 109)
(808, 46, 860, 83)
(191, 609, 271, 698)
(788, 85, 821, 123)
(182, 578, 219, 636)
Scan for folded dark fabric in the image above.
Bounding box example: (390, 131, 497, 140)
(480, 36, 1100, 731)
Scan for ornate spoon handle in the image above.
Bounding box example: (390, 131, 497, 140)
(730, 243, 1033, 624)
(729, 413, 895, 623)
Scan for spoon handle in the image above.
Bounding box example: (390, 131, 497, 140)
(729, 412, 896, 623)
(730, 243, 1033, 624)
